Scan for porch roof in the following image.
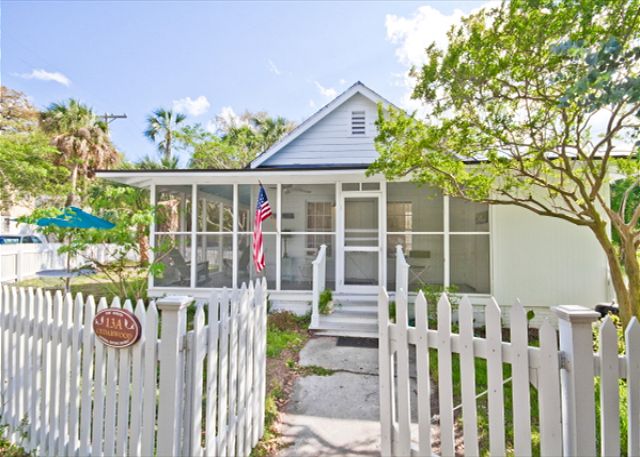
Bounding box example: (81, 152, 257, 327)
(95, 165, 375, 187)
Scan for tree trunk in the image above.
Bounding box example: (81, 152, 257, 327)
(137, 224, 149, 265)
(65, 164, 79, 207)
(164, 133, 172, 163)
(592, 222, 639, 326)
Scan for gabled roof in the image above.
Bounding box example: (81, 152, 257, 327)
(249, 81, 398, 168)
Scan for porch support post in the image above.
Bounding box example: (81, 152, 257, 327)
(554, 305, 599, 457)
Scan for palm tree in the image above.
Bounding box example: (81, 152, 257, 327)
(144, 108, 186, 162)
(41, 99, 120, 206)
(251, 115, 293, 153)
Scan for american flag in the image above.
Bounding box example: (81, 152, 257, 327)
(253, 184, 272, 272)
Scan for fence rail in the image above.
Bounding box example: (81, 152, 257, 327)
(0, 279, 267, 456)
(0, 243, 132, 283)
(381, 249, 640, 456)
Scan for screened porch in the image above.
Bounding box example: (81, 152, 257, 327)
(150, 177, 491, 297)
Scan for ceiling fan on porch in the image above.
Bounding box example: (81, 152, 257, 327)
(282, 184, 312, 194)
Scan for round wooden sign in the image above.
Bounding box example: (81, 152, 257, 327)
(93, 308, 142, 348)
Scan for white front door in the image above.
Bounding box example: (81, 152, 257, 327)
(338, 192, 382, 293)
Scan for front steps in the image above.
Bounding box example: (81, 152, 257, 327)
(311, 297, 379, 338)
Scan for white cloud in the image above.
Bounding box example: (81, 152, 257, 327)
(385, 3, 496, 111)
(268, 59, 282, 76)
(172, 95, 210, 117)
(339, 79, 347, 85)
(314, 81, 338, 99)
(16, 69, 71, 86)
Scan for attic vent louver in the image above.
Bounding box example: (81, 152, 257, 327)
(351, 110, 366, 135)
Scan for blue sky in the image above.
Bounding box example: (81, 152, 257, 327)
(2, 1, 487, 163)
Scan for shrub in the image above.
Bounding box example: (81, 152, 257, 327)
(318, 289, 333, 315)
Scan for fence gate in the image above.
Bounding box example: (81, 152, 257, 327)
(379, 246, 640, 456)
(0, 279, 268, 457)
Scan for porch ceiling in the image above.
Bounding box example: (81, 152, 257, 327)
(96, 166, 378, 188)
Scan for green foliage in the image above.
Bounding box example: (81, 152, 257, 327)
(266, 311, 308, 358)
(388, 300, 396, 323)
(318, 289, 333, 315)
(370, 0, 640, 324)
(186, 113, 295, 169)
(144, 108, 187, 162)
(0, 132, 69, 211)
(0, 86, 38, 134)
(19, 183, 171, 300)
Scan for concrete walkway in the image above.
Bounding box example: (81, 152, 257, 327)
(277, 336, 382, 456)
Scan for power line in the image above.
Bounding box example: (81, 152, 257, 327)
(98, 113, 127, 125)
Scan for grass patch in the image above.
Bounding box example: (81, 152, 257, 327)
(15, 274, 147, 302)
(251, 311, 311, 457)
(296, 365, 335, 377)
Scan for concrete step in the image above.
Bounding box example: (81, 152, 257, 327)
(334, 304, 377, 314)
(320, 311, 377, 324)
(314, 329, 379, 339)
(311, 319, 378, 337)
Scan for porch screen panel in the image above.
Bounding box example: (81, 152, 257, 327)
(155, 185, 192, 232)
(155, 234, 192, 287)
(238, 184, 278, 233)
(387, 183, 443, 232)
(237, 234, 277, 288)
(197, 185, 233, 232)
(280, 184, 336, 291)
(281, 235, 335, 290)
(386, 235, 444, 290)
(450, 235, 490, 293)
(195, 235, 233, 287)
(450, 198, 489, 232)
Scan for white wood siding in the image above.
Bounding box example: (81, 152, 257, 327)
(492, 204, 610, 309)
(261, 94, 379, 167)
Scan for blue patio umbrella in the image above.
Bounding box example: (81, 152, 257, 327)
(36, 206, 115, 230)
(35, 207, 114, 292)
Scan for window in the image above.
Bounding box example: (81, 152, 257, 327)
(387, 202, 412, 232)
(351, 110, 366, 135)
(306, 201, 333, 252)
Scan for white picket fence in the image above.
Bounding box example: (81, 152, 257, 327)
(0, 243, 131, 283)
(0, 279, 267, 456)
(380, 247, 640, 456)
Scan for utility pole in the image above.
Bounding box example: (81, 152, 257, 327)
(99, 113, 127, 125)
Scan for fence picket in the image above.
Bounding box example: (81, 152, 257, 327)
(237, 285, 249, 456)
(599, 316, 621, 457)
(459, 296, 479, 456)
(23, 288, 34, 451)
(38, 291, 52, 455)
(190, 304, 205, 457)
(537, 320, 562, 456)
(16, 288, 26, 433)
(1, 286, 9, 425)
(485, 297, 506, 456)
(245, 286, 255, 450)
(258, 278, 268, 439)
(217, 289, 231, 457)
(115, 300, 133, 456)
(251, 283, 262, 446)
(128, 299, 146, 457)
(510, 300, 532, 456)
(395, 288, 412, 457)
(57, 293, 74, 456)
(67, 293, 84, 456)
(47, 291, 63, 456)
(79, 296, 96, 456)
(227, 285, 243, 456)
(102, 297, 121, 457)
(437, 293, 455, 457)
(30, 289, 43, 452)
(141, 300, 158, 457)
(626, 318, 640, 457)
(206, 292, 220, 456)
(414, 291, 432, 456)
(91, 297, 108, 456)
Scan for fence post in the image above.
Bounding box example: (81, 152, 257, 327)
(554, 305, 599, 457)
(157, 295, 191, 457)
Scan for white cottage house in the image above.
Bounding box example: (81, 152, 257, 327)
(98, 81, 611, 336)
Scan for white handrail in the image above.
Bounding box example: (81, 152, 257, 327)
(395, 244, 410, 301)
(310, 244, 327, 328)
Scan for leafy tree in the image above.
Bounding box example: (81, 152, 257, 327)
(369, 0, 640, 324)
(0, 86, 38, 133)
(135, 155, 180, 170)
(0, 132, 69, 210)
(144, 108, 187, 163)
(41, 99, 121, 206)
(187, 112, 294, 169)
